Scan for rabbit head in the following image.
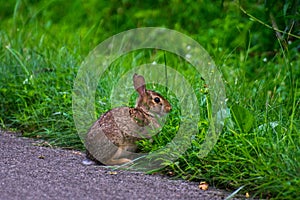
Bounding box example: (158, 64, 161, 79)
(133, 74, 172, 117)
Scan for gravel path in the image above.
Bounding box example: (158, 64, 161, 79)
(0, 131, 243, 200)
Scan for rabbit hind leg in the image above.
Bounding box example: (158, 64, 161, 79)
(106, 146, 133, 166)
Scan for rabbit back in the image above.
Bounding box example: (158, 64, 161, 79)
(86, 107, 142, 149)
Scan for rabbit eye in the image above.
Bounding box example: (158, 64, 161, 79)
(154, 97, 160, 103)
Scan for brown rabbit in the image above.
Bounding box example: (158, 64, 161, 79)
(83, 74, 172, 166)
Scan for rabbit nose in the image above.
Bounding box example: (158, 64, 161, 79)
(165, 105, 172, 113)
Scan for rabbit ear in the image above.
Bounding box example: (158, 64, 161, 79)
(133, 74, 146, 96)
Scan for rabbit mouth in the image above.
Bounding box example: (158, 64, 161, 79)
(150, 105, 170, 117)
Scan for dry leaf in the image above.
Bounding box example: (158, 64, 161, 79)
(167, 171, 175, 176)
(108, 171, 118, 175)
(245, 192, 250, 198)
(38, 155, 45, 159)
(71, 151, 82, 155)
(198, 181, 209, 190)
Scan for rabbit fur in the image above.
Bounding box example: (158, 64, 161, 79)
(84, 74, 171, 166)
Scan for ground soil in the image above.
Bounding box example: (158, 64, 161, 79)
(0, 131, 244, 200)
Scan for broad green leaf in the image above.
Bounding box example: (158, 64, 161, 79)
(231, 104, 254, 133)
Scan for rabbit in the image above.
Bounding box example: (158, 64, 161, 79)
(83, 73, 172, 166)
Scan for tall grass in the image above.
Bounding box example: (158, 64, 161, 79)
(0, 21, 81, 147)
(1, 0, 299, 199)
(165, 49, 300, 198)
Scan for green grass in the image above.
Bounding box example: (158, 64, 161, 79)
(1, 0, 299, 199)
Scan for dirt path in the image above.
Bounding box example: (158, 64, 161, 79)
(0, 131, 242, 200)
